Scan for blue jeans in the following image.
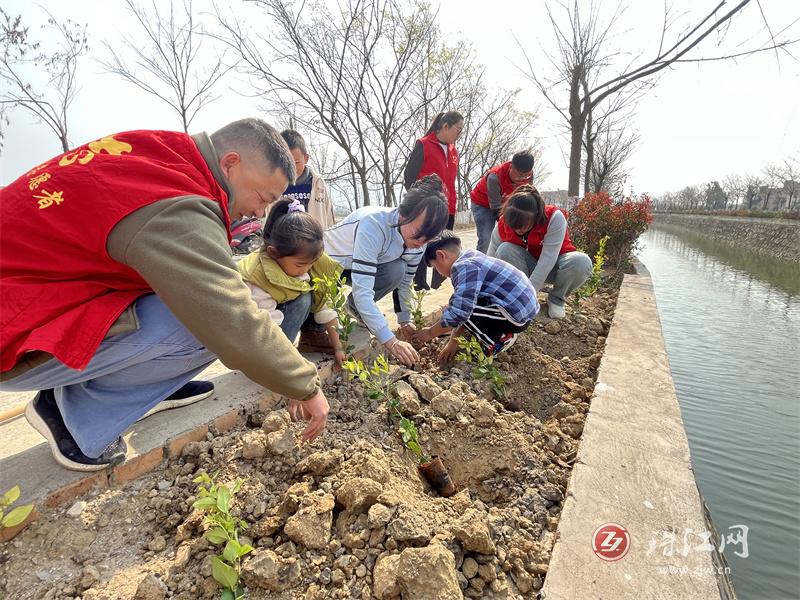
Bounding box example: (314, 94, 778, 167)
(492, 243, 593, 306)
(276, 292, 312, 342)
(0, 294, 215, 458)
(471, 203, 496, 254)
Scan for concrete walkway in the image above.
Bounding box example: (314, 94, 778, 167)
(542, 263, 730, 599)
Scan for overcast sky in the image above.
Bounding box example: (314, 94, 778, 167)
(2, 0, 799, 196)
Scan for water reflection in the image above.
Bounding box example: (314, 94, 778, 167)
(640, 228, 800, 600)
(650, 223, 800, 297)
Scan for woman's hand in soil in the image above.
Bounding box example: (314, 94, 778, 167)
(438, 338, 460, 363)
(387, 339, 419, 366)
(397, 323, 417, 341)
(412, 327, 436, 344)
(288, 389, 330, 442)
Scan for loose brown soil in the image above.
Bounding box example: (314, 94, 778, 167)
(0, 280, 620, 600)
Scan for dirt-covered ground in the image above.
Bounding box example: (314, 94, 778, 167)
(0, 280, 620, 600)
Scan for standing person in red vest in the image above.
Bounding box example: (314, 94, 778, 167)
(488, 185, 592, 320)
(470, 150, 535, 254)
(0, 119, 329, 471)
(403, 110, 464, 290)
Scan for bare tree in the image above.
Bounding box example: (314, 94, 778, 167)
(100, 0, 231, 133)
(0, 8, 88, 152)
(781, 157, 800, 210)
(586, 122, 639, 195)
(742, 174, 763, 210)
(761, 162, 785, 209)
(723, 173, 746, 209)
(218, 0, 378, 206)
(221, 0, 542, 211)
(520, 0, 798, 196)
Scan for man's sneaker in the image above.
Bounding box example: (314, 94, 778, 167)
(547, 301, 566, 320)
(25, 389, 127, 472)
(298, 328, 336, 355)
(139, 380, 215, 420)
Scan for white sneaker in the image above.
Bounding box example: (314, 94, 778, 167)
(547, 302, 566, 320)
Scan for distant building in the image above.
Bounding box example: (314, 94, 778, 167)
(755, 180, 798, 211)
(540, 189, 570, 209)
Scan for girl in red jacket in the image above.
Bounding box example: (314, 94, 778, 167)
(403, 110, 464, 290)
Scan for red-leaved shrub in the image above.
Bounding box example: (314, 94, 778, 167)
(569, 192, 653, 268)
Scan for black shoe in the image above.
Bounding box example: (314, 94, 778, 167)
(138, 380, 215, 420)
(25, 390, 127, 472)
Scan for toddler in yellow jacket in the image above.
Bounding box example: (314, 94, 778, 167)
(238, 198, 345, 363)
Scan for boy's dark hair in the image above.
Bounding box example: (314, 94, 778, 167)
(426, 111, 464, 135)
(511, 150, 535, 173)
(424, 231, 461, 266)
(280, 129, 307, 155)
(261, 198, 323, 258)
(397, 174, 449, 241)
(502, 184, 546, 231)
(210, 118, 295, 182)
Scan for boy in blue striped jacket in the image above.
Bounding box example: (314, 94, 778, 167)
(412, 232, 540, 362)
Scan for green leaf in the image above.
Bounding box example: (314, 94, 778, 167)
(193, 497, 217, 511)
(211, 556, 239, 592)
(206, 527, 229, 545)
(1, 485, 20, 507)
(216, 486, 231, 514)
(1, 503, 34, 528)
(220, 588, 235, 600)
(238, 544, 254, 558)
(193, 472, 212, 485)
(222, 539, 240, 563)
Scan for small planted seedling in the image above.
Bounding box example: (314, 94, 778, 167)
(409, 283, 429, 331)
(571, 235, 608, 316)
(398, 417, 429, 464)
(342, 353, 393, 401)
(456, 337, 506, 399)
(345, 354, 455, 496)
(313, 273, 356, 359)
(0, 485, 34, 533)
(193, 472, 253, 600)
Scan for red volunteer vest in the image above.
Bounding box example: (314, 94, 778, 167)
(497, 205, 576, 259)
(0, 130, 230, 372)
(416, 132, 459, 215)
(470, 162, 529, 209)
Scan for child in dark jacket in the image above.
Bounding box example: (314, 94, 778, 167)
(412, 232, 539, 362)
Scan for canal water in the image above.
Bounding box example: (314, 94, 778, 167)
(639, 225, 800, 600)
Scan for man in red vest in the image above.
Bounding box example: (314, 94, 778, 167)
(0, 119, 330, 471)
(470, 151, 534, 253)
(488, 185, 592, 320)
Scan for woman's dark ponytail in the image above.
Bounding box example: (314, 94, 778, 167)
(425, 110, 463, 135)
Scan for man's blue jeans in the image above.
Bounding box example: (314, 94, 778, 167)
(471, 203, 496, 254)
(0, 294, 216, 458)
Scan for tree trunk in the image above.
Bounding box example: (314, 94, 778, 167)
(349, 163, 359, 210)
(567, 68, 585, 197)
(582, 83, 593, 196)
(359, 168, 371, 207)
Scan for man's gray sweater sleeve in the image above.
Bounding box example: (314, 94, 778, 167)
(487, 173, 503, 212)
(530, 210, 567, 293)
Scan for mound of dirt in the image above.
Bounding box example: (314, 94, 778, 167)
(0, 283, 619, 600)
